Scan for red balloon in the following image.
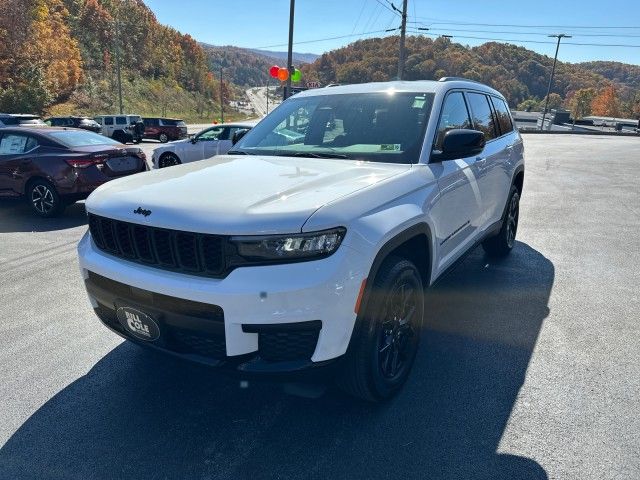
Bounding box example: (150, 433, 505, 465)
(269, 66, 280, 78)
(277, 67, 289, 82)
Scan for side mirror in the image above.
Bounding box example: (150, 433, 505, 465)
(432, 129, 485, 162)
(190, 136, 198, 144)
(232, 128, 249, 145)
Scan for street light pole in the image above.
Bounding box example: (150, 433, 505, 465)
(397, 0, 408, 80)
(284, 0, 295, 100)
(540, 33, 571, 130)
(219, 66, 224, 123)
(114, 16, 123, 114)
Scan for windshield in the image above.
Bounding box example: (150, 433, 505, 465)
(232, 92, 434, 164)
(47, 130, 121, 147)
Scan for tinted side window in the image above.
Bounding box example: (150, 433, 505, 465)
(115, 117, 126, 125)
(491, 97, 514, 135)
(435, 91, 471, 150)
(104, 117, 114, 125)
(466, 93, 498, 140)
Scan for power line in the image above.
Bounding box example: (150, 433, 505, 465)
(375, 0, 400, 16)
(408, 29, 640, 48)
(254, 28, 395, 49)
(351, 0, 368, 34)
(409, 26, 640, 38)
(411, 19, 640, 29)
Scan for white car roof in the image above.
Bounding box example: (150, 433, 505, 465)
(206, 121, 257, 128)
(294, 79, 504, 99)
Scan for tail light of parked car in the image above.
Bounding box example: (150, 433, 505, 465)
(64, 153, 110, 169)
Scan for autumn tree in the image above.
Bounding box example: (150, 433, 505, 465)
(567, 88, 596, 120)
(591, 85, 622, 117)
(0, 0, 82, 113)
(541, 93, 564, 111)
(517, 98, 539, 111)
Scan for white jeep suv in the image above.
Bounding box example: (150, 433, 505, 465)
(78, 79, 524, 401)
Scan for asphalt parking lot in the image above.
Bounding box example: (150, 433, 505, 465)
(1, 134, 639, 480)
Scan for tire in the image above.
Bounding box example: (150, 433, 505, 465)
(112, 131, 126, 144)
(482, 185, 520, 257)
(26, 179, 64, 217)
(338, 256, 424, 402)
(158, 133, 169, 143)
(158, 152, 181, 168)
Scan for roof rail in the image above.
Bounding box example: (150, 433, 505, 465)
(438, 76, 484, 84)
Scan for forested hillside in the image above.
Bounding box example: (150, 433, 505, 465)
(202, 44, 317, 87)
(1, 2, 638, 120)
(201, 44, 274, 87)
(301, 36, 640, 116)
(578, 61, 640, 90)
(0, 0, 233, 120)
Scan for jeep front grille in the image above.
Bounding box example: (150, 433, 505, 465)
(88, 214, 226, 277)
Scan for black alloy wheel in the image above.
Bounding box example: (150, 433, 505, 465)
(159, 152, 181, 168)
(338, 256, 424, 401)
(376, 276, 421, 381)
(482, 185, 520, 257)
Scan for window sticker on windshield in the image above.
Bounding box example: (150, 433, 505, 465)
(412, 96, 426, 108)
(381, 144, 401, 151)
(0, 135, 27, 154)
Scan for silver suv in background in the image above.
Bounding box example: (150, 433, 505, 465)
(94, 114, 145, 144)
(0, 114, 46, 127)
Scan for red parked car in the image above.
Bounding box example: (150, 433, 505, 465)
(142, 117, 188, 143)
(0, 127, 148, 217)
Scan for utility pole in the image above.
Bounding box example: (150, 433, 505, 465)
(266, 77, 269, 114)
(284, 0, 295, 100)
(540, 33, 571, 130)
(219, 66, 224, 123)
(396, 0, 408, 80)
(114, 16, 123, 114)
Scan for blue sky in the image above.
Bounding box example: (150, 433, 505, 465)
(144, 0, 640, 65)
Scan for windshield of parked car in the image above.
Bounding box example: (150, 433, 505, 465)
(231, 91, 435, 164)
(47, 130, 121, 147)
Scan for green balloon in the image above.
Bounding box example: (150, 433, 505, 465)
(291, 68, 302, 82)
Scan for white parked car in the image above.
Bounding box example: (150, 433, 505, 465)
(151, 122, 256, 168)
(78, 79, 524, 401)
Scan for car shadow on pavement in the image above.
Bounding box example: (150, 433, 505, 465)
(0, 242, 553, 480)
(0, 200, 87, 233)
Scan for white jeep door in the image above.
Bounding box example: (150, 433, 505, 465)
(465, 92, 511, 227)
(429, 91, 483, 275)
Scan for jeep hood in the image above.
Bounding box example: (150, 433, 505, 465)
(86, 155, 410, 234)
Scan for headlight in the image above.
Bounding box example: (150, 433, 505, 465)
(231, 228, 346, 262)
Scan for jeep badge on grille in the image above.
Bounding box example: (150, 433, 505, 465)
(133, 207, 151, 217)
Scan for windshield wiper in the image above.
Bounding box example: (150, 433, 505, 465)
(275, 151, 349, 159)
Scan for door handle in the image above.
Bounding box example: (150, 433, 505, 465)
(476, 156, 486, 163)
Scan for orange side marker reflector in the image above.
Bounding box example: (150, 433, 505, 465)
(354, 278, 367, 314)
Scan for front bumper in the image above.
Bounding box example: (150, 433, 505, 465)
(78, 231, 368, 374)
